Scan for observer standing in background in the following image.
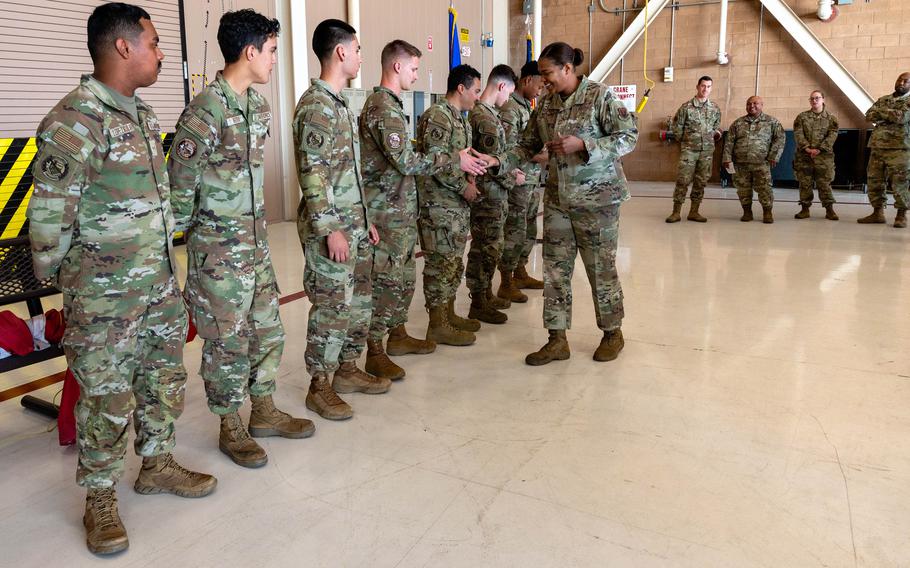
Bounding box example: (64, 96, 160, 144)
(858, 72, 910, 228)
(293, 19, 388, 421)
(792, 90, 839, 220)
(491, 42, 638, 366)
(667, 76, 721, 223)
(722, 96, 785, 224)
(169, 10, 313, 470)
(27, 3, 215, 555)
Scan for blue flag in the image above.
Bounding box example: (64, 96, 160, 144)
(526, 31, 533, 63)
(449, 6, 461, 69)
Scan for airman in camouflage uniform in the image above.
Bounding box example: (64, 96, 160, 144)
(26, 4, 215, 555)
(793, 90, 839, 220)
(722, 96, 785, 224)
(494, 43, 638, 366)
(667, 76, 721, 223)
(169, 10, 313, 469)
(294, 19, 389, 422)
(858, 72, 910, 228)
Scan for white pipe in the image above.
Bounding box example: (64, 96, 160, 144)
(347, 0, 361, 88)
(533, 0, 542, 59)
(289, 0, 309, 101)
(717, 0, 729, 64)
(817, 0, 835, 21)
(589, 0, 672, 83)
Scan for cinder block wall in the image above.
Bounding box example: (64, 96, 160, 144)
(509, 0, 907, 182)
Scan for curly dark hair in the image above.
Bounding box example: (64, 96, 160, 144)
(218, 9, 280, 64)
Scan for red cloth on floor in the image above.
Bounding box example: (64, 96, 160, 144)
(57, 370, 78, 446)
(44, 309, 65, 344)
(0, 310, 34, 356)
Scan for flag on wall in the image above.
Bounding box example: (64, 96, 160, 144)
(526, 31, 533, 63)
(449, 3, 462, 69)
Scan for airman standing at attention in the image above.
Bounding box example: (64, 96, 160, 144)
(793, 90, 840, 220)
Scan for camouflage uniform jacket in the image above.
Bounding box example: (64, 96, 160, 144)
(27, 74, 177, 296)
(793, 109, 839, 155)
(293, 79, 368, 240)
(169, 72, 273, 275)
(358, 86, 458, 235)
(722, 113, 785, 164)
(499, 76, 638, 208)
(865, 93, 910, 149)
(415, 100, 471, 210)
(469, 101, 514, 201)
(499, 93, 541, 185)
(671, 97, 721, 153)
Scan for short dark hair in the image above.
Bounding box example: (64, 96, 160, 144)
(87, 2, 150, 63)
(487, 64, 517, 86)
(312, 19, 356, 63)
(697, 75, 713, 85)
(520, 60, 540, 79)
(539, 42, 583, 68)
(218, 9, 280, 64)
(447, 64, 481, 94)
(381, 40, 422, 68)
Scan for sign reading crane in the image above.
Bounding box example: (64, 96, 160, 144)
(608, 85, 637, 114)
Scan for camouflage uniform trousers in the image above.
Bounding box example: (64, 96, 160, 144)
(193, 258, 285, 415)
(543, 202, 624, 331)
(500, 184, 541, 272)
(417, 206, 470, 308)
(674, 148, 714, 204)
(303, 229, 373, 375)
(369, 225, 418, 342)
(64, 276, 188, 489)
(866, 148, 910, 210)
(466, 195, 508, 295)
(733, 163, 774, 209)
(794, 154, 836, 207)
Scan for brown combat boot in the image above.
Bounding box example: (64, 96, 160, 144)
(794, 204, 810, 219)
(333, 361, 391, 395)
(84, 488, 129, 555)
(249, 394, 316, 438)
(134, 453, 217, 497)
(219, 412, 268, 467)
(525, 330, 571, 366)
(487, 288, 511, 310)
(740, 205, 753, 222)
(446, 298, 481, 332)
(687, 201, 707, 222)
(513, 264, 544, 290)
(386, 324, 436, 356)
(665, 202, 682, 223)
(825, 205, 839, 220)
(469, 291, 508, 324)
(857, 207, 885, 224)
(593, 329, 625, 362)
(894, 208, 907, 228)
(497, 270, 528, 303)
(762, 206, 774, 224)
(366, 338, 406, 380)
(306, 373, 353, 420)
(428, 304, 476, 345)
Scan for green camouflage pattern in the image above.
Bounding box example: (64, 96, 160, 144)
(865, 93, 910, 150)
(168, 72, 283, 413)
(866, 148, 910, 210)
(673, 148, 714, 204)
(733, 162, 774, 209)
(722, 113, 785, 165)
(415, 101, 472, 209)
(499, 93, 541, 272)
(672, 97, 721, 153)
(793, 109, 839, 207)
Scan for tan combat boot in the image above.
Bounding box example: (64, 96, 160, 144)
(825, 205, 839, 220)
(513, 264, 544, 290)
(306, 373, 353, 420)
(366, 338, 406, 380)
(740, 205, 753, 222)
(525, 330, 571, 366)
(447, 298, 481, 332)
(249, 394, 316, 438)
(84, 488, 129, 555)
(593, 329, 625, 362)
(894, 208, 907, 228)
(857, 207, 885, 224)
(219, 412, 268, 468)
(333, 361, 391, 394)
(497, 269, 528, 303)
(687, 201, 707, 223)
(386, 324, 436, 356)
(762, 206, 774, 224)
(487, 288, 511, 310)
(428, 304, 476, 345)
(134, 453, 217, 497)
(469, 291, 508, 324)
(794, 204, 810, 219)
(665, 202, 682, 223)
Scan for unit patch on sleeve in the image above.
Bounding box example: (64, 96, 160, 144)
(387, 132, 402, 149)
(40, 155, 69, 182)
(175, 138, 198, 160)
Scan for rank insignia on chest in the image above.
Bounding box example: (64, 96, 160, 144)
(307, 131, 326, 149)
(146, 117, 161, 133)
(41, 155, 69, 181)
(175, 138, 197, 160)
(225, 115, 245, 126)
(387, 132, 402, 149)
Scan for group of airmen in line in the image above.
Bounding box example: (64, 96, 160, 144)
(27, 3, 636, 555)
(669, 73, 910, 227)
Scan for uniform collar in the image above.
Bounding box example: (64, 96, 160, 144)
(311, 78, 349, 106)
(550, 75, 590, 109)
(475, 100, 498, 116)
(745, 113, 765, 122)
(375, 86, 403, 108)
(691, 97, 710, 108)
(214, 71, 248, 114)
(81, 74, 147, 122)
(510, 93, 531, 111)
